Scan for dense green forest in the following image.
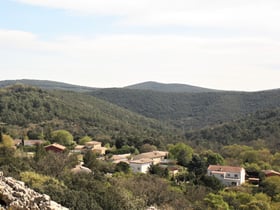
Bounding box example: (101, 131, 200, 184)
(0, 85, 180, 147)
(185, 108, 280, 151)
(90, 88, 280, 129)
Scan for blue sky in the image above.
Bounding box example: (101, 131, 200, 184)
(1, 0, 280, 91)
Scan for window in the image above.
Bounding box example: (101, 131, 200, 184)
(234, 174, 238, 178)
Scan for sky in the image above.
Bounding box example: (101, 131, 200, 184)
(1, 0, 280, 91)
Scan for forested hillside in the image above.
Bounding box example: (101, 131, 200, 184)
(90, 88, 280, 129)
(0, 85, 179, 146)
(185, 108, 280, 151)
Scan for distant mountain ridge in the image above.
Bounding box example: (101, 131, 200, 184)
(125, 81, 219, 93)
(0, 79, 96, 92)
(0, 79, 221, 93)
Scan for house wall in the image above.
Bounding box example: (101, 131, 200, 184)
(207, 169, 245, 186)
(130, 162, 152, 173)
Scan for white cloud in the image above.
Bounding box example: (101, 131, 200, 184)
(14, 0, 280, 35)
(1, 29, 280, 90)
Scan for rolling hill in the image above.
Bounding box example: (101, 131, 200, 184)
(125, 81, 219, 93)
(90, 88, 280, 130)
(0, 84, 179, 147)
(0, 79, 96, 92)
(185, 108, 280, 151)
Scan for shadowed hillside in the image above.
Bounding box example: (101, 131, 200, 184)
(90, 88, 280, 130)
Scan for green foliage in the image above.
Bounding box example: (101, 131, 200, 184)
(1, 134, 14, 148)
(51, 129, 75, 147)
(260, 176, 280, 200)
(0, 85, 180, 148)
(115, 162, 130, 174)
(20, 171, 66, 193)
(79, 135, 92, 145)
(149, 165, 169, 178)
(168, 142, 193, 167)
(204, 193, 229, 210)
(91, 88, 280, 130)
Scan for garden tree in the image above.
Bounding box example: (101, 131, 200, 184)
(168, 142, 193, 167)
(1, 134, 14, 148)
(115, 162, 130, 174)
(204, 193, 229, 210)
(83, 150, 98, 170)
(33, 144, 47, 162)
(51, 130, 76, 147)
(202, 150, 224, 165)
(79, 135, 92, 145)
(139, 143, 157, 153)
(201, 176, 224, 191)
(259, 176, 280, 200)
(149, 165, 169, 178)
(187, 154, 207, 183)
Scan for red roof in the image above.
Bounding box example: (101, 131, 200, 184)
(208, 165, 244, 173)
(45, 143, 66, 151)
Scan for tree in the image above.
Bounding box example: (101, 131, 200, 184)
(1, 134, 14, 148)
(168, 142, 193, 167)
(79, 135, 92, 145)
(115, 162, 130, 174)
(204, 193, 229, 210)
(51, 130, 75, 147)
(139, 144, 157, 153)
(260, 176, 280, 200)
(83, 150, 98, 170)
(149, 165, 169, 178)
(202, 150, 224, 165)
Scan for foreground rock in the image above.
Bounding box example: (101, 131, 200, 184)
(0, 171, 68, 210)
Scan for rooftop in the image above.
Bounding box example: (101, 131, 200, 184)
(133, 151, 168, 160)
(130, 158, 153, 164)
(208, 165, 244, 173)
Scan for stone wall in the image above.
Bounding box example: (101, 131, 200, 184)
(0, 172, 68, 210)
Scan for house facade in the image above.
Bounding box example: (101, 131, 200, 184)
(207, 165, 246, 186)
(129, 158, 153, 173)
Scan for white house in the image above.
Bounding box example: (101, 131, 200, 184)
(132, 151, 168, 165)
(207, 165, 246, 186)
(129, 158, 153, 173)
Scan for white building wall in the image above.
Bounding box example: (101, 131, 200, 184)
(130, 162, 152, 173)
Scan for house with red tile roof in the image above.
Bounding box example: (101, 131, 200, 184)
(45, 143, 66, 153)
(207, 165, 246, 186)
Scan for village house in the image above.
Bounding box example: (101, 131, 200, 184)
(262, 169, 280, 177)
(14, 139, 46, 147)
(131, 151, 168, 165)
(129, 158, 153, 173)
(45, 143, 66, 153)
(129, 151, 168, 174)
(207, 165, 246, 186)
(73, 141, 107, 155)
(110, 153, 131, 164)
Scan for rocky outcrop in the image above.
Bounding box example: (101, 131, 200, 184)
(0, 172, 68, 210)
